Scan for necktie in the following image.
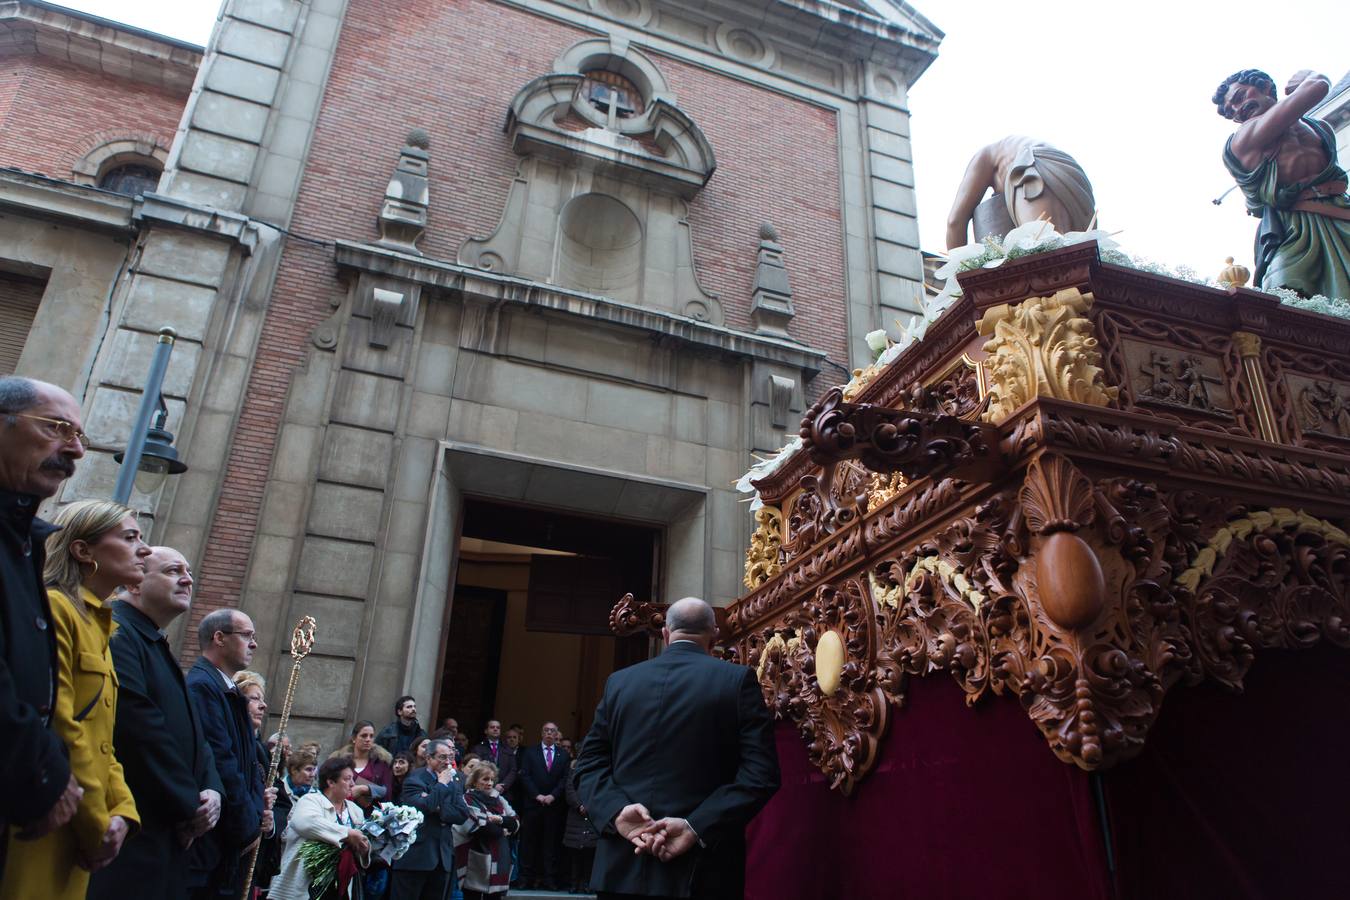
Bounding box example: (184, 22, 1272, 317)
(545, 746, 553, 770)
(490, 741, 498, 760)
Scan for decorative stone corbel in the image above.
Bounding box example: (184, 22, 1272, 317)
(750, 223, 796, 337)
(377, 128, 430, 254)
(369, 288, 406, 349)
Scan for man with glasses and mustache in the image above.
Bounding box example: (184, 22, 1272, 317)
(391, 738, 471, 900)
(186, 608, 269, 899)
(0, 376, 87, 882)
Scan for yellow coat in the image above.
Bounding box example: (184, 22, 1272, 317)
(1, 587, 139, 900)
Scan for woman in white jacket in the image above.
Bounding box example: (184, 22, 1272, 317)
(270, 756, 372, 900)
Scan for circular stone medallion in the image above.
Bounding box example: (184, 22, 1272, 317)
(815, 629, 846, 697)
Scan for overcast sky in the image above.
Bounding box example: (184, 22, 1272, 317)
(55, 0, 1346, 275)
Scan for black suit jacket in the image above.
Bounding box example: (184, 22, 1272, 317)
(394, 766, 471, 872)
(0, 491, 70, 878)
(518, 742, 570, 811)
(575, 641, 780, 899)
(107, 602, 221, 828)
(470, 739, 518, 793)
(185, 656, 265, 890)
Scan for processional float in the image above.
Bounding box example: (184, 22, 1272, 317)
(611, 241, 1350, 898)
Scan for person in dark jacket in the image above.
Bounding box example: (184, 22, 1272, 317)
(377, 695, 428, 757)
(88, 547, 222, 900)
(391, 739, 471, 900)
(562, 765, 598, 895)
(186, 609, 269, 898)
(469, 719, 517, 797)
(517, 722, 571, 891)
(0, 376, 85, 881)
(575, 598, 780, 900)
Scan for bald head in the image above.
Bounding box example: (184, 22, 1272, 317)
(127, 546, 194, 629)
(663, 597, 716, 649)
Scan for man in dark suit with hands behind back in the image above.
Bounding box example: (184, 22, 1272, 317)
(575, 597, 780, 900)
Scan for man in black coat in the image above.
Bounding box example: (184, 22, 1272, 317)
(575, 598, 780, 900)
(186, 608, 268, 898)
(377, 695, 428, 756)
(391, 738, 471, 900)
(0, 377, 86, 880)
(470, 718, 518, 795)
(89, 547, 223, 900)
(517, 720, 571, 890)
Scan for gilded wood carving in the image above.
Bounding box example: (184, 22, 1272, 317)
(977, 288, 1118, 423)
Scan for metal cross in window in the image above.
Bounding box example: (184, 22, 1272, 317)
(587, 82, 635, 129)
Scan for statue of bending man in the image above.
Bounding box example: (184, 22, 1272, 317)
(1215, 69, 1350, 300)
(945, 136, 1096, 249)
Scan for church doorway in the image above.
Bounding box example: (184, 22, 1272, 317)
(434, 498, 656, 749)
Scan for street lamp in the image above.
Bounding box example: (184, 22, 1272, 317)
(113, 327, 189, 503)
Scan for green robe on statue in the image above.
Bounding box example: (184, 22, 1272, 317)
(1224, 116, 1350, 301)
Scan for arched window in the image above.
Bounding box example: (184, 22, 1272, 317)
(97, 162, 161, 197)
(71, 134, 170, 193)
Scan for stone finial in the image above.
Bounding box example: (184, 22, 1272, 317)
(406, 128, 431, 150)
(750, 222, 796, 338)
(377, 128, 431, 254)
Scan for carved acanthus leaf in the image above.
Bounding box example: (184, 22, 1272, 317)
(978, 288, 1118, 423)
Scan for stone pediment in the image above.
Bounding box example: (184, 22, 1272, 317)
(504, 42, 715, 199)
(459, 38, 722, 325)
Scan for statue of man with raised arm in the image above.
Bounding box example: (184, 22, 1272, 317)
(1215, 69, 1350, 300)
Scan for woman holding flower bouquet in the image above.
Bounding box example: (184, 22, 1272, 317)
(453, 761, 519, 898)
(270, 756, 371, 900)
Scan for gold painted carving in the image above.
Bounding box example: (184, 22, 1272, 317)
(1177, 508, 1350, 592)
(977, 288, 1118, 423)
(865, 472, 906, 512)
(744, 506, 784, 589)
(1232, 330, 1279, 442)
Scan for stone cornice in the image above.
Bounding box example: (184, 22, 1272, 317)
(708, 0, 941, 79)
(334, 240, 829, 375)
(0, 167, 135, 234)
(0, 0, 201, 93)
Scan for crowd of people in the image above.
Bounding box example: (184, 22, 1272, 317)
(0, 376, 598, 899)
(2, 374, 780, 900)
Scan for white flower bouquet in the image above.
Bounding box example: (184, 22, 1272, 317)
(362, 802, 424, 865)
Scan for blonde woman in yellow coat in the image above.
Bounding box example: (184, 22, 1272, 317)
(0, 500, 149, 900)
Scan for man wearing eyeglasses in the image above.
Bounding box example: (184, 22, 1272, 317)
(391, 738, 472, 900)
(185, 608, 269, 899)
(0, 376, 88, 882)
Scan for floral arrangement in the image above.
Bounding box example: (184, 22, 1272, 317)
(299, 803, 424, 894)
(732, 221, 1350, 510)
(363, 802, 424, 865)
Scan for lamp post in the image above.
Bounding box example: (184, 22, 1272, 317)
(113, 327, 188, 504)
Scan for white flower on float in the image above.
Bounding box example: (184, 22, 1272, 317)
(1002, 219, 1061, 252)
(933, 243, 988, 281)
(864, 329, 890, 357)
(1062, 229, 1120, 253)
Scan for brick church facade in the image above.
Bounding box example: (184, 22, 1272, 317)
(1, 0, 940, 746)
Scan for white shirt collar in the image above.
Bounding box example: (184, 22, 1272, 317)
(216, 666, 235, 689)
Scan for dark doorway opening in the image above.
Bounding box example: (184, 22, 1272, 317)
(435, 499, 657, 749)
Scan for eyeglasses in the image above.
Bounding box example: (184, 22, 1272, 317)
(15, 414, 89, 449)
(220, 629, 257, 642)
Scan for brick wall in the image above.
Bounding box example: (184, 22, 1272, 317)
(190, 0, 852, 623)
(0, 54, 185, 179)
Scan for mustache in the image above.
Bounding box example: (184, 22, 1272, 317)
(40, 457, 76, 477)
